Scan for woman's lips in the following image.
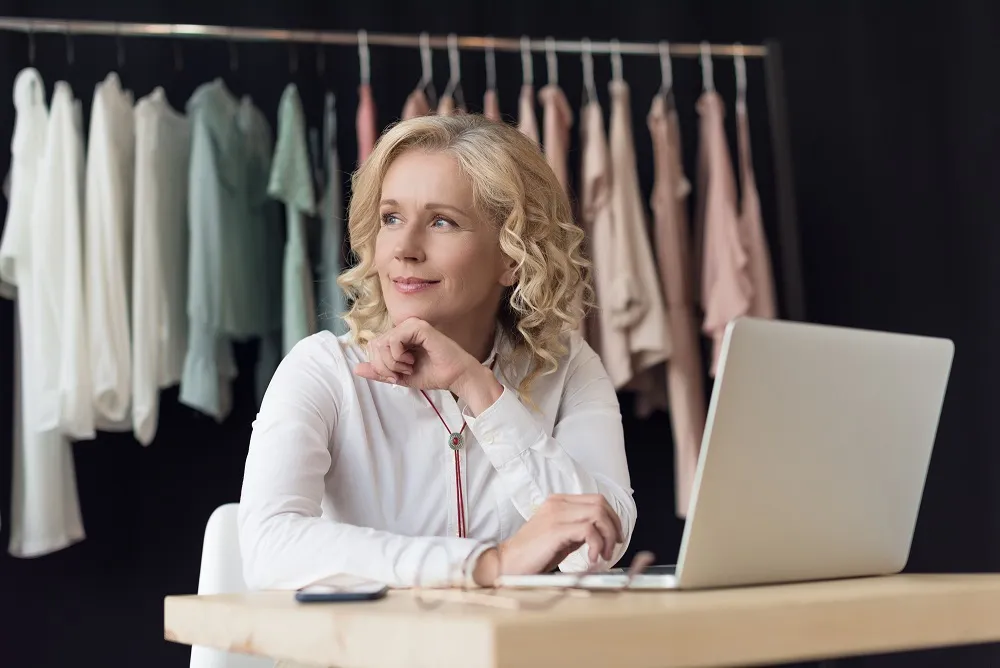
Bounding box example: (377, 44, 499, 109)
(392, 278, 440, 294)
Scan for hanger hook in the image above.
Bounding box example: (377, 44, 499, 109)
(580, 38, 597, 104)
(610, 39, 623, 82)
(658, 41, 673, 95)
(485, 36, 496, 92)
(544, 36, 557, 86)
(64, 23, 74, 67)
(358, 29, 370, 85)
(520, 36, 533, 87)
(699, 41, 715, 92)
(228, 28, 239, 72)
(418, 32, 433, 87)
(734, 42, 747, 108)
(116, 24, 125, 70)
(27, 21, 35, 65)
(446, 33, 461, 87)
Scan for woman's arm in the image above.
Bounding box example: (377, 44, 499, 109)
(237, 336, 490, 590)
(457, 338, 637, 572)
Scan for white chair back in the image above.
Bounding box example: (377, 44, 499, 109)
(189, 503, 274, 668)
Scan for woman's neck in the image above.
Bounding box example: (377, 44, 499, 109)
(437, 318, 498, 364)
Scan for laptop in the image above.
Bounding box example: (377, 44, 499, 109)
(496, 317, 955, 591)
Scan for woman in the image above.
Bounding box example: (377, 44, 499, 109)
(238, 113, 636, 590)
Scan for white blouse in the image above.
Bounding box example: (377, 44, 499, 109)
(238, 329, 637, 589)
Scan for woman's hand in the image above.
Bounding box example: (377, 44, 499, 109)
(353, 317, 491, 397)
(473, 494, 625, 586)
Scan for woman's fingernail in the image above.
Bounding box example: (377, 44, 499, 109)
(388, 376, 397, 384)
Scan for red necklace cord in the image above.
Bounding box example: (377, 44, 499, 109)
(420, 390, 468, 538)
(419, 359, 497, 540)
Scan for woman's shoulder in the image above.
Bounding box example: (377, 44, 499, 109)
(283, 330, 367, 378)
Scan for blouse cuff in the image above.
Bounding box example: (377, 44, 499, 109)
(463, 386, 546, 469)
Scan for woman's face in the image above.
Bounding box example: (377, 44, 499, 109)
(375, 150, 514, 333)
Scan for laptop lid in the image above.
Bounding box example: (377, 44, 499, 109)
(675, 318, 954, 589)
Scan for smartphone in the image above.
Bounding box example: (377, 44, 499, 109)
(295, 580, 389, 603)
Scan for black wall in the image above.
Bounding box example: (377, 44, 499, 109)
(0, 1, 997, 666)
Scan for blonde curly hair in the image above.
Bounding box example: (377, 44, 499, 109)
(338, 113, 592, 398)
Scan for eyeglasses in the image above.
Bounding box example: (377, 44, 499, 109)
(411, 540, 657, 611)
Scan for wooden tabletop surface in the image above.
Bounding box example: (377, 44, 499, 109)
(165, 574, 1000, 668)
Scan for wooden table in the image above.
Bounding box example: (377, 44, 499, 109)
(164, 574, 1000, 667)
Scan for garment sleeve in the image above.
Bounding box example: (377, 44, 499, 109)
(179, 115, 226, 419)
(84, 91, 132, 425)
(238, 337, 492, 591)
(463, 343, 637, 572)
(57, 96, 95, 439)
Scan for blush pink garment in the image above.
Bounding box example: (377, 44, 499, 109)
(356, 84, 377, 164)
(401, 89, 431, 120)
(578, 101, 625, 374)
(647, 94, 706, 518)
(538, 84, 573, 194)
(483, 90, 501, 121)
(697, 91, 753, 376)
(517, 84, 539, 145)
(736, 101, 777, 319)
(437, 94, 465, 116)
(605, 80, 672, 388)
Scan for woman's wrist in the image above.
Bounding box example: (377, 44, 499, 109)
(450, 361, 504, 416)
(472, 547, 501, 587)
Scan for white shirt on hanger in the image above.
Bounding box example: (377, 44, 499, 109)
(0, 71, 87, 557)
(238, 329, 636, 590)
(131, 87, 192, 446)
(85, 72, 136, 430)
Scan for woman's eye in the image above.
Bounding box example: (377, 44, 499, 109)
(381, 213, 401, 226)
(432, 217, 454, 228)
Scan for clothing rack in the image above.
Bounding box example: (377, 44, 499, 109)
(0, 16, 806, 322)
(0, 17, 766, 57)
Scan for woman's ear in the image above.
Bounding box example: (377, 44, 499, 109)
(499, 256, 517, 287)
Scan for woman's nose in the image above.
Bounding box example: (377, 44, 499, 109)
(393, 225, 425, 263)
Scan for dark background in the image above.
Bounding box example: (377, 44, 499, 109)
(0, 0, 997, 666)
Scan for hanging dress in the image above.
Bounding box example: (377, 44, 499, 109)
(131, 87, 192, 446)
(606, 80, 672, 387)
(356, 83, 377, 163)
(85, 72, 136, 431)
(517, 84, 539, 145)
(401, 88, 431, 120)
(697, 90, 752, 376)
(270, 83, 318, 356)
(736, 98, 778, 319)
(0, 72, 87, 557)
(483, 89, 501, 121)
(647, 93, 706, 518)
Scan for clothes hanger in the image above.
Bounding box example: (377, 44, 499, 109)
(580, 38, 598, 106)
(657, 40, 675, 106)
(734, 42, 748, 113)
(442, 32, 465, 109)
(358, 29, 371, 88)
(610, 38, 624, 83)
(545, 36, 558, 87)
(414, 31, 437, 108)
(699, 41, 715, 93)
(485, 36, 497, 93)
(520, 36, 533, 89)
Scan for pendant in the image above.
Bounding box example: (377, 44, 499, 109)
(448, 432, 465, 451)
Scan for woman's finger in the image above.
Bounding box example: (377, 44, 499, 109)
(554, 494, 624, 543)
(388, 337, 416, 369)
(378, 341, 412, 376)
(367, 342, 397, 382)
